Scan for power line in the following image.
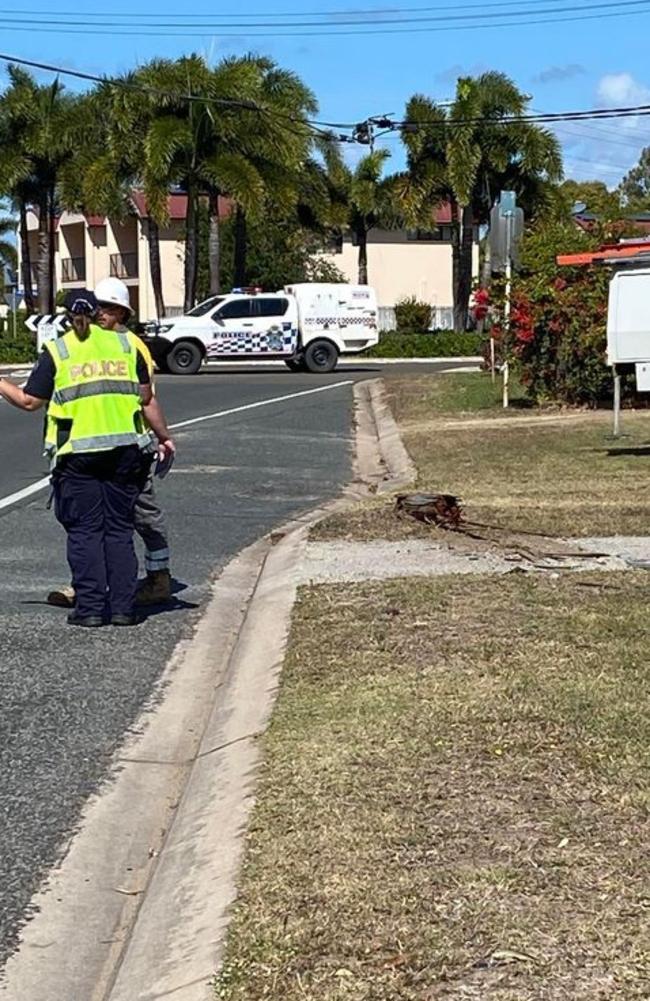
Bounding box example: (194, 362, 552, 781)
(0, 0, 649, 35)
(0, 0, 645, 26)
(0, 0, 611, 16)
(5, 50, 650, 141)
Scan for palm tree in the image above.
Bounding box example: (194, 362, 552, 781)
(322, 144, 392, 284)
(133, 55, 269, 310)
(70, 80, 169, 318)
(223, 58, 317, 288)
(401, 73, 562, 329)
(0, 67, 78, 314)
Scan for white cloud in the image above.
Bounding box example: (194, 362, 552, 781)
(597, 72, 650, 106)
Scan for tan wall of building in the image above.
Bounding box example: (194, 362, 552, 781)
(21, 214, 477, 318)
(321, 229, 479, 307)
(158, 222, 185, 316)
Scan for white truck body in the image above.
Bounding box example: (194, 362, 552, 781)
(607, 268, 650, 365)
(144, 283, 378, 374)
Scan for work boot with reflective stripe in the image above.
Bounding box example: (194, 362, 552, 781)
(47, 585, 76, 609)
(136, 570, 171, 606)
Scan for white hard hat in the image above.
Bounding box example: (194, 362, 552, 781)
(94, 277, 134, 316)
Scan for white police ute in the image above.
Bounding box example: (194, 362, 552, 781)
(143, 283, 379, 375)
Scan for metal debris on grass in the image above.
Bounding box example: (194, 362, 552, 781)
(395, 492, 613, 570)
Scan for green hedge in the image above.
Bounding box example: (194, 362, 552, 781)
(364, 330, 483, 358)
(0, 331, 37, 364)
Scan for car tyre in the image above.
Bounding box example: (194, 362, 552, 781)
(303, 339, 339, 374)
(166, 341, 203, 375)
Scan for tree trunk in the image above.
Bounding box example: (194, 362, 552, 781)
(19, 199, 35, 314)
(357, 226, 368, 285)
(36, 188, 52, 315)
(233, 207, 248, 287)
(145, 218, 166, 318)
(208, 195, 221, 295)
(48, 187, 56, 314)
(453, 204, 474, 331)
(481, 237, 491, 289)
(451, 203, 461, 331)
(183, 181, 199, 312)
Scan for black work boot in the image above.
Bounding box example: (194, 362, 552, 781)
(67, 612, 103, 628)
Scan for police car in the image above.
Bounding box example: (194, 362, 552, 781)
(143, 283, 379, 375)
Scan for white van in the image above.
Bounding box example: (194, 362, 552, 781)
(143, 283, 378, 374)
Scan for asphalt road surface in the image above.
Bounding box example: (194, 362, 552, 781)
(0, 359, 471, 969)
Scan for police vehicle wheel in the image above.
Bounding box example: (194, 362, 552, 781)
(303, 340, 338, 374)
(167, 341, 203, 375)
(284, 357, 306, 372)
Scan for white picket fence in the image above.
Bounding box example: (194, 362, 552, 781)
(378, 305, 455, 332)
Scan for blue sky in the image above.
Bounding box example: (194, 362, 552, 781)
(1, 0, 650, 188)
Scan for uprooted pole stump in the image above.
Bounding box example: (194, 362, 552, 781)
(395, 493, 463, 528)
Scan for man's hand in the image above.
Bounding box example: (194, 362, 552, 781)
(155, 437, 176, 479)
(157, 437, 176, 463)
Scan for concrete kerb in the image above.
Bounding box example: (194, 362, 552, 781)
(0, 376, 414, 1001)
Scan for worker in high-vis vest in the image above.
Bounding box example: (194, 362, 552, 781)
(46, 277, 173, 610)
(0, 289, 176, 627)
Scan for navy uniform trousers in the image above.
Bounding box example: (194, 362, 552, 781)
(53, 446, 150, 619)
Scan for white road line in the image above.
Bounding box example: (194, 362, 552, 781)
(0, 476, 51, 513)
(0, 380, 354, 514)
(168, 380, 354, 431)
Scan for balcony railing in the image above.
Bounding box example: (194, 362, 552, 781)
(61, 257, 86, 283)
(110, 253, 139, 279)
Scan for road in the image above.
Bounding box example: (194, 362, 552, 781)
(0, 359, 471, 970)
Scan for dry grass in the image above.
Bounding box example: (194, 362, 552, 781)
(215, 572, 650, 1000)
(313, 374, 650, 541)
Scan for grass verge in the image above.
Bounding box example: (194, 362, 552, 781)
(313, 372, 650, 541)
(215, 572, 650, 1000)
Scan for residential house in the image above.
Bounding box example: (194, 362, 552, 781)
(19, 196, 478, 323)
(322, 204, 479, 327)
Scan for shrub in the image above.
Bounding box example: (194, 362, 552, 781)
(0, 330, 37, 364)
(365, 330, 482, 358)
(487, 219, 614, 405)
(394, 296, 432, 333)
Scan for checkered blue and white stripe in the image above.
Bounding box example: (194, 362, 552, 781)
(206, 329, 298, 357)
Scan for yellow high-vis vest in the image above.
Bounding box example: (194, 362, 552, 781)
(44, 326, 144, 463)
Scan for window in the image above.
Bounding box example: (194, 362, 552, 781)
(215, 299, 254, 320)
(187, 295, 224, 317)
(256, 297, 290, 318)
(407, 226, 455, 242)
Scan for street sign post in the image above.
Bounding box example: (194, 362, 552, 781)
(25, 313, 70, 352)
(487, 192, 525, 405)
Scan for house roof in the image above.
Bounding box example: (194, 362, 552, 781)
(558, 238, 650, 266)
(130, 191, 232, 220)
(434, 203, 453, 224)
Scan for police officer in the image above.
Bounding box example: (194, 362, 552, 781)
(46, 277, 173, 609)
(0, 290, 176, 627)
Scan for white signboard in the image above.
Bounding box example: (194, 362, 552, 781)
(25, 313, 69, 353)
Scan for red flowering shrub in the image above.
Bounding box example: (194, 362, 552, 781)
(490, 220, 614, 405)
